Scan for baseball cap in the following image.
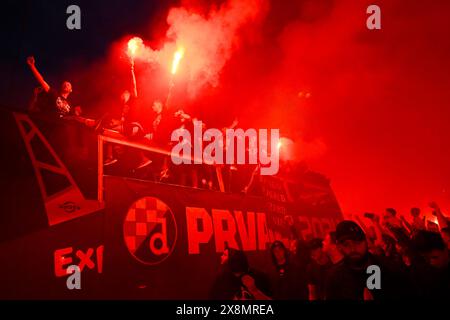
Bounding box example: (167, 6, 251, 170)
(336, 220, 366, 243)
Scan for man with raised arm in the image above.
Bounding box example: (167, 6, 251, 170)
(26, 56, 81, 117)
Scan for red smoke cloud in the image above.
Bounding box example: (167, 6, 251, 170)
(264, 0, 450, 216)
(125, 0, 268, 98)
(76, 0, 450, 216)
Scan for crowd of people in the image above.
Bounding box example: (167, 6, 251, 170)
(210, 204, 450, 300)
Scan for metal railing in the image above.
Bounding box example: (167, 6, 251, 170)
(97, 130, 225, 202)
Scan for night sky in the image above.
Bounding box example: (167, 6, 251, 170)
(0, 0, 177, 108)
(1, 0, 450, 217)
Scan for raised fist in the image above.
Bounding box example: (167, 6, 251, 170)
(27, 56, 35, 66)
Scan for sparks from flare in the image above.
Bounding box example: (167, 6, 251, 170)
(127, 37, 142, 98)
(165, 47, 185, 108)
(171, 47, 185, 75)
(127, 37, 143, 59)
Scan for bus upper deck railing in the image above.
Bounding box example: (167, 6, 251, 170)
(97, 129, 224, 202)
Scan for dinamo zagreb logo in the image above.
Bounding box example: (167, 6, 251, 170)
(123, 196, 177, 265)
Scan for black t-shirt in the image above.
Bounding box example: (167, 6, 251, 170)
(122, 97, 138, 123)
(325, 262, 367, 300)
(272, 261, 309, 300)
(105, 99, 127, 124)
(409, 253, 450, 299)
(307, 260, 334, 300)
(123, 98, 175, 142)
(35, 88, 74, 116)
(123, 97, 152, 136)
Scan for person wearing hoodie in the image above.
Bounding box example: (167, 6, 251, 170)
(270, 240, 309, 300)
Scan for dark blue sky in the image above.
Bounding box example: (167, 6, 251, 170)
(0, 0, 177, 109)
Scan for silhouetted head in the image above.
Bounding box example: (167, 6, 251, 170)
(385, 208, 397, 219)
(336, 220, 368, 264)
(307, 238, 328, 265)
(270, 241, 289, 266)
(410, 207, 421, 217)
(412, 230, 449, 269)
(120, 90, 131, 103)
